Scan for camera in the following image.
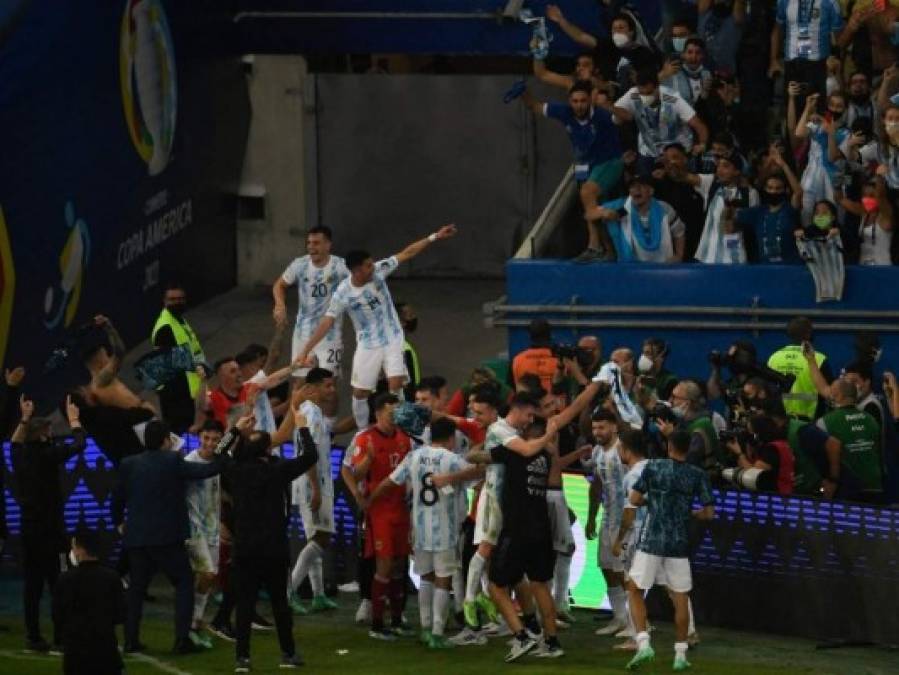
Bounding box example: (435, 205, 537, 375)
(709, 344, 795, 393)
(718, 426, 754, 445)
(721, 466, 766, 491)
(649, 401, 678, 425)
(551, 344, 595, 370)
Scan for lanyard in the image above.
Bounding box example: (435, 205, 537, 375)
(797, 0, 817, 28)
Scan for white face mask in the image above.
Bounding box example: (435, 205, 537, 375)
(886, 121, 899, 133)
(612, 32, 631, 48)
(672, 37, 687, 53)
(672, 403, 688, 419)
(640, 93, 657, 107)
(68, 550, 79, 568)
(806, 121, 821, 134)
(638, 354, 654, 373)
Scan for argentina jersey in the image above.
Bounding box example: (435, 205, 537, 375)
(390, 445, 467, 552)
(622, 459, 649, 543)
(778, 0, 842, 62)
(281, 255, 349, 340)
(484, 418, 518, 500)
(596, 442, 626, 532)
(326, 257, 404, 349)
(293, 401, 334, 504)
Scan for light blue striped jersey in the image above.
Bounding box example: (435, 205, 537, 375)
(776, 0, 843, 62)
(184, 451, 220, 545)
(622, 459, 649, 542)
(390, 445, 468, 551)
(484, 418, 519, 501)
(281, 254, 349, 340)
(326, 257, 404, 349)
(591, 440, 626, 533)
(292, 400, 333, 505)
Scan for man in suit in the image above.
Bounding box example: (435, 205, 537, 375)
(112, 419, 225, 654)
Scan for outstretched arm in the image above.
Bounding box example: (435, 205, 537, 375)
(94, 315, 124, 386)
(545, 4, 597, 48)
(293, 316, 336, 368)
(533, 59, 573, 89)
(394, 223, 457, 264)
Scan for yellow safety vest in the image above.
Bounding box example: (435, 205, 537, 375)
(151, 309, 204, 398)
(767, 345, 826, 420)
(404, 339, 421, 386)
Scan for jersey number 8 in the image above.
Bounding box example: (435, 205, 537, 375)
(420, 472, 438, 506)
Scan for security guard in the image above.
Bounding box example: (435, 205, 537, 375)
(396, 302, 421, 399)
(767, 317, 831, 420)
(152, 282, 206, 433)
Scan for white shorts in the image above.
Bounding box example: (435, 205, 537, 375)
(628, 551, 692, 593)
(299, 493, 336, 539)
(473, 492, 503, 547)
(547, 489, 575, 555)
(187, 537, 219, 575)
(292, 331, 343, 378)
(599, 523, 625, 573)
(350, 342, 407, 391)
(414, 548, 459, 578)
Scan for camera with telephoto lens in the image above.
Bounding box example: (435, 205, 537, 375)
(721, 466, 766, 491)
(649, 401, 678, 425)
(709, 344, 796, 394)
(718, 425, 754, 445)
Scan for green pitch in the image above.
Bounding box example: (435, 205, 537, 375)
(0, 588, 893, 675)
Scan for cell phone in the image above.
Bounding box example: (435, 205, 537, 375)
(797, 82, 810, 94)
(801, 341, 813, 357)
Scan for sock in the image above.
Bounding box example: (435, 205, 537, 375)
(552, 555, 572, 611)
(310, 557, 325, 597)
(546, 634, 561, 648)
(290, 540, 323, 591)
(523, 613, 540, 635)
(480, 573, 490, 595)
(625, 596, 636, 636)
(675, 641, 688, 659)
(608, 585, 627, 623)
(636, 631, 651, 651)
(371, 577, 388, 629)
(687, 598, 696, 635)
(433, 588, 450, 636)
(388, 578, 405, 625)
(451, 569, 464, 612)
(418, 580, 434, 630)
(351, 397, 370, 430)
(193, 591, 209, 625)
(465, 553, 485, 603)
(515, 629, 529, 643)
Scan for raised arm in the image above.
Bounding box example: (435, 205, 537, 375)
(10, 394, 31, 444)
(504, 420, 558, 457)
(546, 4, 597, 49)
(552, 381, 601, 429)
(803, 343, 832, 398)
(49, 396, 86, 463)
(533, 58, 572, 89)
(794, 93, 819, 140)
(875, 170, 894, 231)
(262, 320, 286, 374)
(94, 315, 124, 386)
(394, 223, 457, 264)
(688, 115, 709, 149)
(768, 23, 782, 79)
(272, 276, 291, 326)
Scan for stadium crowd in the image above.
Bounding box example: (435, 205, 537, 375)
(3, 2, 899, 674)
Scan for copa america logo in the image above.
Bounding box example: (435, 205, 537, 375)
(119, 0, 177, 176)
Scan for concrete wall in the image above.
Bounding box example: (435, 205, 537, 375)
(237, 55, 312, 287)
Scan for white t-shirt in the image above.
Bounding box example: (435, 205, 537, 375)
(281, 255, 349, 340)
(326, 257, 404, 349)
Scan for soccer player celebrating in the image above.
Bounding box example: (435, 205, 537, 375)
(185, 419, 226, 648)
(351, 394, 413, 640)
(294, 224, 458, 430)
(288, 368, 339, 613)
(623, 429, 715, 672)
(272, 226, 349, 379)
(370, 417, 480, 649)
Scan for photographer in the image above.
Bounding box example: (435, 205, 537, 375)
(655, 380, 721, 479)
(707, 340, 760, 408)
(553, 335, 603, 398)
(511, 318, 557, 392)
(637, 337, 678, 401)
(722, 414, 795, 496)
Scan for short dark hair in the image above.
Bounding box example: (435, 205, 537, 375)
(373, 392, 399, 413)
(235, 351, 256, 367)
(73, 527, 102, 558)
(214, 357, 236, 373)
(619, 428, 646, 457)
(844, 360, 873, 382)
(472, 389, 501, 409)
(517, 373, 544, 394)
(144, 419, 170, 451)
(643, 337, 668, 358)
(509, 392, 539, 409)
(430, 417, 457, 443)
(307, 225, 333, 241)
(592, 409, 618, 424)
(243, 343, 268, 360)
(668, 430, 692, 455)
(164, 280, 185, 293)
(345, 250, 372, 271)
(417, 375, 447, 397)
(711, 131, 735, 148)
(749, 414, 785, 443)
(576, 51, 596, 64)
(684, 37, 705, 52)
(786, 316, 813, 343)
(569, 79, 594, 98)
(612, 12, 637, 33)
(663, 142, 687, 155)
(201, 419, 225, 434)
(636, 67, 659, 88)
(306, 367, 334, 385)
(528, 318, 552, 345)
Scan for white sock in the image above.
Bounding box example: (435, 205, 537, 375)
(433, 588, 450, 636)
(636, 630, 651, 650)
(608, 585, 627, 623)
(310, 557, 325, 597)
(625, 596, 636, 635)
(418, 580, 434, 630)
(193, 591, 209, 624)
(687, 598, 696, 635)
(466, 553, 486, 602)
(451, 568, 465, 612)
(290, 540, 323, 591)
(675, 641, 688, 658)
(351, 398, 369, 429)
(552, 555, 572, 611)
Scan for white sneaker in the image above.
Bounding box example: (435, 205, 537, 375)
(504, 636, 537, 663)
(594, 618, 627, 636)
(530, 642, 565, 658)
(484, 621, 513, 637)
(355, 600, 372, 624)
(338, 582, 360, 593)
(507, 628, 541, 647)
(448, 628, 487, 646)
(615, 626, 636, 638)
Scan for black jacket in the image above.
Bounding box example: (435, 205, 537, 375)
(53, 560, 124, 671)
(112, 447, 221, 548)
(221, 427, 318, 558)
(11, 429, 86, 545)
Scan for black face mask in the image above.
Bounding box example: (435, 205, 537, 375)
(762, 191, 786, 206)
(404, 318, 418, 334)
(166, 303, 186, 318)
(851, 92, 870, 105)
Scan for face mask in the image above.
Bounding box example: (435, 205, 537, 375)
(166, 302, 186, 318)
(862, 196, 879, 213)
(612, 32, 631, 48)
(762, 191, 786, 206)
(683, 63, 703, 76)
(813, 213, 833, 230)
(404, 317, 418, 333)
(672, 403, 688, 419)
(637, 354, 654, 373)
(68, 550, 79, 568)
(639, 94, 657, 106)
(886, 120, 899, 134)
(672, 37, 687, 53)
(851, 92, 869, 105)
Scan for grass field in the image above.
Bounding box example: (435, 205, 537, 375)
(0, 579, 895, 674)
